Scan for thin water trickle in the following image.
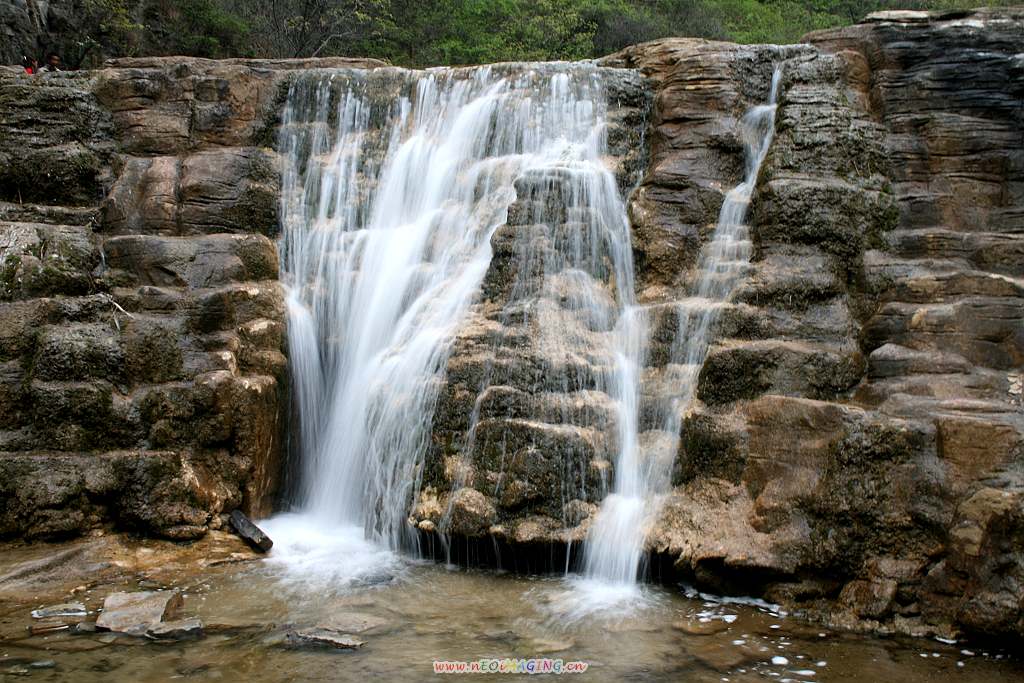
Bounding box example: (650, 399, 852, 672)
(566, 68, 785, 611)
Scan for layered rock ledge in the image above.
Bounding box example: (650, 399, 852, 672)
(416, 9, 1024, 641)
(0, 56, 382, 539)
(0, 8, 1021, 644)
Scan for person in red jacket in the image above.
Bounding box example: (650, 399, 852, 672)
(22, 56, 38, 74)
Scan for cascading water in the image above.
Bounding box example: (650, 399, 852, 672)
(270, 64, 638, 583)
(563, 68, 784, 614)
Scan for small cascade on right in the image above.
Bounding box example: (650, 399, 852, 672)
(572, 67, 784, 613)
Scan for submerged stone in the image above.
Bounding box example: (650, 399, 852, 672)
(673, 619, 730, 636)
(285, 628, 365, 650)
(323, 613, 388, 634)
(147, 617, 205, 640)
(95, 590, 182, 636)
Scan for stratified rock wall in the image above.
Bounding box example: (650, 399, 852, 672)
(419, 10, 1023, 641)
(618, 10, 1022, 640)
(0, 7, 1020, 642)
(0, 56, 382, 539)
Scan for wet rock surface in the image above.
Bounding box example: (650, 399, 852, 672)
(284, 628, 365, 650)
(0, 56, 378, 541)
(414, 8, 1024, 642)
(0, 8, 1021, 647)
(95, 590, 182, 636)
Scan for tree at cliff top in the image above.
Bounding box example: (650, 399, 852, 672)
(32, 0, 1024, 67)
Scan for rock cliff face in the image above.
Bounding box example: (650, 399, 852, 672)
(0, 0, 72, 67)
(419, 9, 1024, 641)
(0, 56, 382, 539)
(0, 8, 1021, 642)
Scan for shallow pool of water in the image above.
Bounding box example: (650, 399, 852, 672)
(0, 527, 1019, 682)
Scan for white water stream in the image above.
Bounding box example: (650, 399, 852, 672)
(563, 68, 784, 616)
(274, 64, 635, 583)
(273, 62, 781, 605)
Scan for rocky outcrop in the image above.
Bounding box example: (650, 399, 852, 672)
(2, 8, 1021, 644)
(0, 56, 382, 540)
(414, 9, 1024, 641)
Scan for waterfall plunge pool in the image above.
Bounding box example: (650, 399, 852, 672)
(1, 530, 1019, 682)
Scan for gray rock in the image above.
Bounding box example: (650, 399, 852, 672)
(285, 628, 365, 650)
(147, 617, 204, 640)
(96, 590, 182, 636)
(31, 602, 87, 619)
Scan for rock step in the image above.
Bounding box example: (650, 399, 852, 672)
(884, 228, 1024, 277)
(474, 385, 619, 428)
(103, 234, 279, 289)
(696, 338, 865, 405)
(856, 370, 1016, 408)
(468, 416, 614, 468)
(863, 297, 1024, 369)
(866, 391, 1024, 426)
(865, 252, 1024, 301)
(0, 202, 100, 227)
(867, 343, 973, 378)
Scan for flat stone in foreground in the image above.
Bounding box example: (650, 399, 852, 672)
(96, 590, 182, 636)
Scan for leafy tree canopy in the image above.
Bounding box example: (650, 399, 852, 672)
(70, 0, 1021, 68)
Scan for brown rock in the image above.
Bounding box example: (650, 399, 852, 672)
(96, 590, 182, 636)
(839, 579, 897, 619)
(447, 488, 497, 537)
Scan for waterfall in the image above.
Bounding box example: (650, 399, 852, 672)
(275, 65, 634, 563)
(572, 68, 784, 605)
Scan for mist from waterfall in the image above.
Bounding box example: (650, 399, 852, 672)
(562, 68, 784, 615)
(275, 65, 634, 577)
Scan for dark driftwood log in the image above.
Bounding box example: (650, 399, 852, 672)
(229, 510, 274, 553)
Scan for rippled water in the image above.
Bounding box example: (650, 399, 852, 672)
(0, 537, 1020, 682)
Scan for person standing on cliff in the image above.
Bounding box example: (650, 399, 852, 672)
(39, 53, 62, 72)
(22, 56, 38, 74)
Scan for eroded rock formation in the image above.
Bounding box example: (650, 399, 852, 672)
(1, 7, 1021, 642)
(0, 56, 382, 539)
(419, 9, 1024, 640)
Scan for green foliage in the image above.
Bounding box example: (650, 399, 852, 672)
(56, 0, 1024, 67)
(67, 0, 144, 67)
(144, 0, 252, 58)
